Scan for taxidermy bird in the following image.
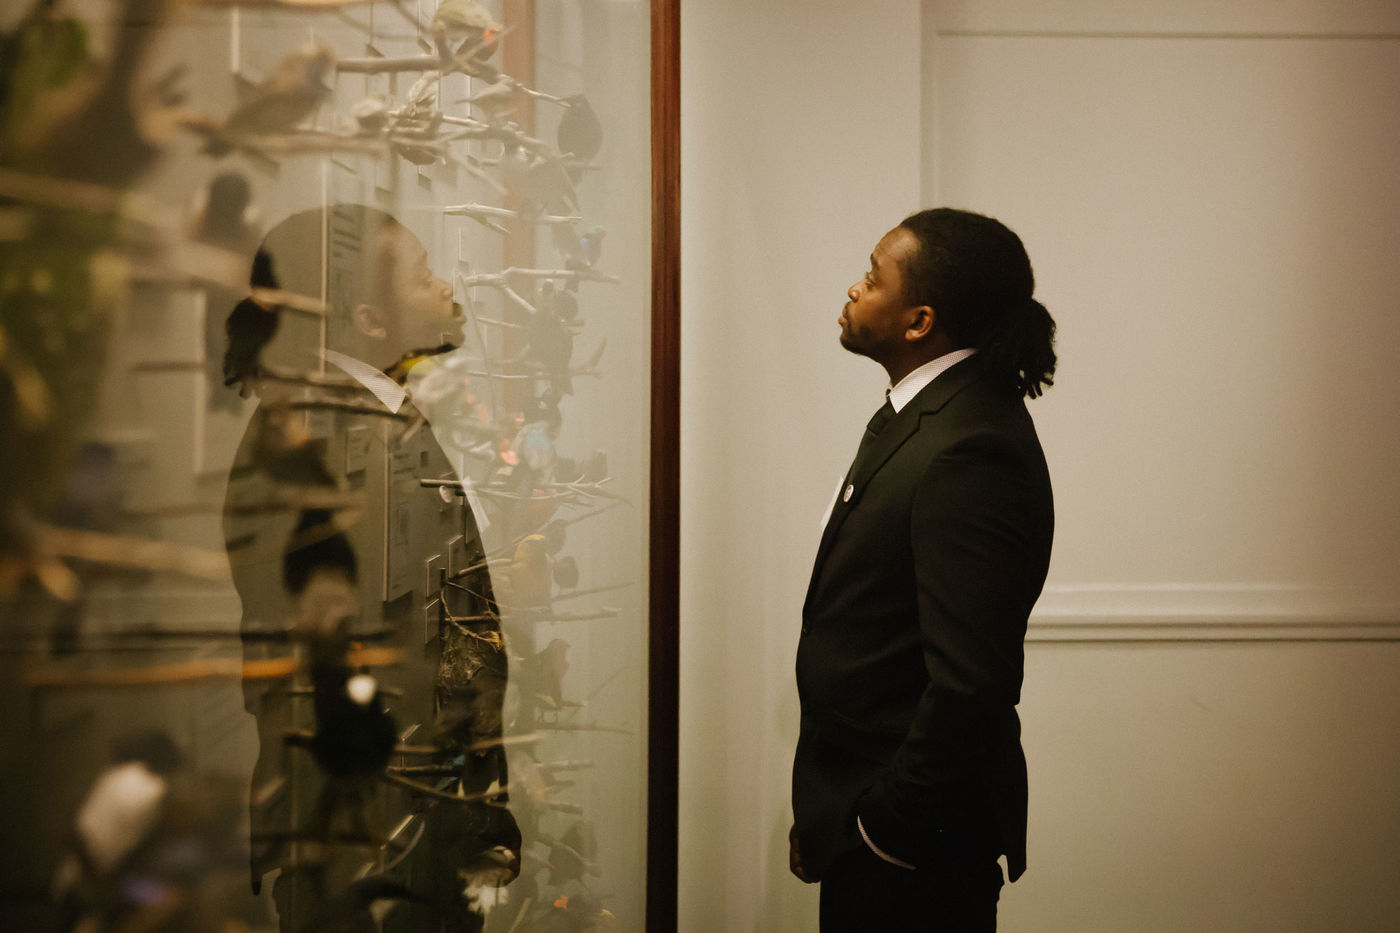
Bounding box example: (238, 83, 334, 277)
(0, 0, 169, 600)
(432, 0, 502, 79)
(501, 141, 579, 215)
(0, 0, 172, 186)
(570, 226, 606, 274)
(248, 410, 339, 488)
(520, 891, 616, 933)
(420, 791, 521, 921)
(521, 306, 576, 394)
(577, 227, 606, 267)
(514, 417, 558, 474)
(540, 819, 597, 885)
(464, 76, 516, 121)
(52, 732, 244, 933)
(203, 43, 335, 154)
(461, 844, 521, 912)
(551, 555, 579, 590)
(299, 875, 425, 933)
(432, 0, 501, 46)
(273, 624, 398, 850)
(61, 733, 182, 880)
(506, 535, 553, 610)
(302, 662, 398, 782)
(550, 287, 580, 322)
(351, 93, 393, 133)
(187, 171, 261, 256)
(556, 94, 602, 181)
(521, 637, 570, 711)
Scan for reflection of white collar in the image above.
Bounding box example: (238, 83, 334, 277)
(319, 348, 407, 413)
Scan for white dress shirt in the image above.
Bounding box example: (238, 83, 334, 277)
(320, 347, 408, 413)
(886, 347, 977, 414)
(818, 348, 978, 530)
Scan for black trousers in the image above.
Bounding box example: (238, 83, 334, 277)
(818, 837, 1003, 932)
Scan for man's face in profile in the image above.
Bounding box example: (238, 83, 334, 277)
(839, 226, 919, 363)
(372, 224, 461, 354)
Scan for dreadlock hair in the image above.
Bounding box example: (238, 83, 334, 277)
(898, 208, 1057, 399)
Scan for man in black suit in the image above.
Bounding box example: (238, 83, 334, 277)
(223, 206, 516, 932)
(790, 208, 1057, 930)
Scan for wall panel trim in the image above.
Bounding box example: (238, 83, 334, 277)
(934, 30, 1400, 41)
(1030, 583, 1400, 642)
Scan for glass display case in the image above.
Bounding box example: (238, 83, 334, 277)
(0, 0, 678, 928)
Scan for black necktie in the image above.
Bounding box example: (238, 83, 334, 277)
(844, 394, 895, 489)
(864, 394, 896, 440)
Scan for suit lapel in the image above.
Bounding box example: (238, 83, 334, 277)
(802, 357, 983, 615)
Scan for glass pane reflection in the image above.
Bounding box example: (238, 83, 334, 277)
(0, 0, 651, 929)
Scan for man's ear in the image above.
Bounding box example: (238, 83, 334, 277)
(352, 303, 388, 341)
(905, 305, 936, 342)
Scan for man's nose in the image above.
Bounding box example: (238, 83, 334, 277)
(847, 282, 860, 301)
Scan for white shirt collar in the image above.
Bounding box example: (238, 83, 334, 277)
(887, 348, 977, 413)
(319, 348, 407, 413)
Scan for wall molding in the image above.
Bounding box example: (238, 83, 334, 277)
(934, 30, 1400, 41)
(1028, 583, 1400, 643)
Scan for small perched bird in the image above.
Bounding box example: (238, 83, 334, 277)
(571, 226, 606, 273)
(351, 93, 393, 134)
(274, 645, 398, 856)
(460, 844, 520, 912)
(551, 555, 579, 590)
(306, 668, 398, 779)
(501, 141, 579, 215)
(66, 735, 181, 879)
(521, 637, 570, 710)
(301, 875, 425, 933)
(514, 418, 558, 473)
(187, 172, 261, 257)
(432, 0, 502, 78)
(521, 302, 575, 393)
(205, 43, 335, 154)
(463, 76, 516, 121)
(3, 0, 171, 186)
(556, 95, 602, 181)
(554, 449, 608, 486)
(431, 0, 501, 41)
(523, 890, 615, 933)
(51, 733, 241, 933)
(507, 535, 553, 610)
(249, 410, 338, 488)
(551, 288, 580, 322)
(545, 819, 597, 885)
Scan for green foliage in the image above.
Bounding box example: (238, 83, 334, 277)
(0, 1, 91, 158)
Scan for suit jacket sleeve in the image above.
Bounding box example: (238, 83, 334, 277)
(856, 427, 1047, 862)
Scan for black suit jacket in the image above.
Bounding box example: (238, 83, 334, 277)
(225, 381, 514, 923)
(793, 355, 1053, 883)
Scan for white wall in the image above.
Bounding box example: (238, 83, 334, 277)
(679, 2, 922, 929)
(928, 2, 1400, 929)
(682, 0, 1400, 930)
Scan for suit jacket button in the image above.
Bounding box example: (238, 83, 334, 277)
(842, 484, 854, 502)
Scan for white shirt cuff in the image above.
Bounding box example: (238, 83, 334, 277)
(857, 815, 915, 870)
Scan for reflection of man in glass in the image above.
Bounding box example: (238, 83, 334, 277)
(223, 205, 516, 932)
